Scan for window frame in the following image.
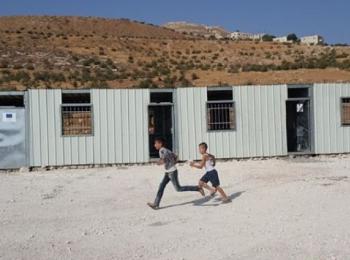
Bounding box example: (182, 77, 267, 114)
(206, 100, 236, 132)
(150, 89, 173, 104)
(60, 91, 94, 137)
(341, 97, 350, 127)
(207, 88, 234, 101)
(0, 91, 25, 108)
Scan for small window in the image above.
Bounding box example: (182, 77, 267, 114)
(288, 88, 309, 98)
(0, 95, 24, 107)
(150, 92, 173, 103)
(61, 92, 93, 136)
(341, 98, 350, 126)
(207, 89, 233, 101)
(62, 92, 91, 104)
(207, 89, 235, 131)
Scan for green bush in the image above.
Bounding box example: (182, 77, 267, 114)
(81, 69, 93, 82)
(0, 60, 9, 69)
(262, 34, 276, 42)
(14, 71, 31, 83)
(199, 64, 211, 70)
(180, 78, 192, 87)
(338, 59, 350, 70)
(13, 64, 23, 70)
(138, 79, 158, 88)
(82, 58, 99, 67)
(287, 33, 298, 42)
(0, 70, 31, 83)
(163, 75, 176, 87)
(191, 73, 199, 80)
(34, 71, 66, 82)
(264, 52, 272, 59)
(336, 52, 349, 59)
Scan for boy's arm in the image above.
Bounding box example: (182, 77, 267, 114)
(157, 159, 165, 165)
(211, 154, 216, 166)
(190, 155, 207, 169)
(157, 149, 165, 165)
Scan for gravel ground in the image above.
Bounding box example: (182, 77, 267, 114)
(1, 156, 350, 260)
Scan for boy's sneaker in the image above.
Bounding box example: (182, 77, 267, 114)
(222, 198, 232, 204)
(147, 202, 160, 210)
(198, 188, 205, 197)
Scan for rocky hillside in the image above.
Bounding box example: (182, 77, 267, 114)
(0, 16, 350, 90)
(0, 16, 187, 39)
(163, 21, 230, 39)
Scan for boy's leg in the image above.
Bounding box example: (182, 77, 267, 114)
(169, 170, 200, 192)
(199, 170, 216, 194)
(199, 180, 216, 194)
(216, 186, 231, 202)
(152, 173, 171, 207)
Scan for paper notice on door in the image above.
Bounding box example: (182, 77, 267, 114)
(296, 103, 304, 113)
(2, 112, 16, 122)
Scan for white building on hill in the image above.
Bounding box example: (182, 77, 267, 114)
(230, 32, 266, 40)
(300, 35, 325, 45)
(273, 36, 291, 43)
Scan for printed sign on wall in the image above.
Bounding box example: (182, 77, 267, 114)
(2, 112, 16, 122)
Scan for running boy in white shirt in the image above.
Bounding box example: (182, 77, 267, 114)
(190, 142, 231, 203)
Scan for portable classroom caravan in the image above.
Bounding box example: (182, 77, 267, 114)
(1, 83, 350, 169)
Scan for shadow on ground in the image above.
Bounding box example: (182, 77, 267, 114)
(161, 191, 245, 209)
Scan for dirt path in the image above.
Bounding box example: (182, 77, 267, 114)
(1, 156, 350, 260)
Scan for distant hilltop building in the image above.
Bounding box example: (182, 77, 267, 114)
(163, 21, 230, 39)
(300, 35, 325, 45)
(273, 36, 291, 43)
(165, 21, 326, 44)
(230, 31, 266, 40)
(273, 34, 325, 45)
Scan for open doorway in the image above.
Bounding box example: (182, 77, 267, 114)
(286, 86, 312, 153)
(148, 91, 174, 158)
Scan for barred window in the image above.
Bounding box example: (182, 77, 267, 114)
(207, 89, 235, 131)
(341, 98, 350, 126)
(61, 92, 93, 136)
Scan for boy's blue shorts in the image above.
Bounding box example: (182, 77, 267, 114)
(200, 169, 220, 188)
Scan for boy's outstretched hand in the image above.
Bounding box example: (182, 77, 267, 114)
(157, 159, 164, 165)
(189, 161, 195, 167)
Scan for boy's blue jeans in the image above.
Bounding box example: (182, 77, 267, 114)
(154, 170, 199, 207)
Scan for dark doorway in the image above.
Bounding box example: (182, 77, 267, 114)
(148, 105, 173, 158)
(286, 100, 311, 153)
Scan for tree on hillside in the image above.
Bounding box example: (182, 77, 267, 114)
(262, 34, 276, 42)
(287, 33, 298, 42)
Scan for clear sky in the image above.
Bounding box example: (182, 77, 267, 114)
(1, 0, 349, 44)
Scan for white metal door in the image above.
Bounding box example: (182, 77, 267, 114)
(0, 108, 26, 169)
